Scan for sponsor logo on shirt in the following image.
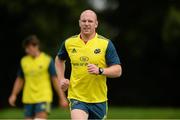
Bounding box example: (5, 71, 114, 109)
(80, 56, 89, 62)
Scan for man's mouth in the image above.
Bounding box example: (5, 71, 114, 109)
(83, 28, 90, 31)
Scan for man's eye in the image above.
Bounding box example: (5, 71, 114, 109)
(88, 20, 93, 23)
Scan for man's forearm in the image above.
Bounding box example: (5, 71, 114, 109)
(52, 76, 66, 100)
(55, 56, 65, 80)
(103, 64, 122, 78)
(55, 56, 69, 91)
(11, 77, 24, 96)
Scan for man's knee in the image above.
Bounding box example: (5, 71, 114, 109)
(35, 111, 47, 120)
(71, 109, 88, 119)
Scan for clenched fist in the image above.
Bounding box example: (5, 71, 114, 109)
(60, 79, 69, 91)
(87, 64, 99, 75)
(9, 94, 17, 107)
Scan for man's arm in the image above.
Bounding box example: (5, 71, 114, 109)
(55, 40, 69, 91)
(87, 64, 122, 78)
(51, 76, 68, 108)
(55, 56, 65, 81)
(9, 77, 24, 106)
(104, 40, 122, 78)
(102, 64, 122, 78)
(87, 40, 122, 78)
(55, 56, 69, 91)
(48, 58, 68, 108)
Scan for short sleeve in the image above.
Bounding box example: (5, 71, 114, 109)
(105, 40, 121, 66)
(57, 41, 68, 60)
(17, 65, 24, 79)
(48, 59, 57, 76)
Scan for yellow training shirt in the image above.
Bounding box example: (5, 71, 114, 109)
(19, 52, 56, 103)
(58, 33, 120, 103)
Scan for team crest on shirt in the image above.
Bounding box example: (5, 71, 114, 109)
(94, 48, 101, 54)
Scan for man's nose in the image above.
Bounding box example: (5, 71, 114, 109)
(85, 21, 89, 25)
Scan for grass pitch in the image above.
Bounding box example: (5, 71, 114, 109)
(0, 106, 180, 119)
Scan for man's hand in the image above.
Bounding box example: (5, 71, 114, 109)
(59, 98, 69, 108)
(87, 64, 99, 75)
(60, 79, 69, 91)
(9, 94, 17, 107)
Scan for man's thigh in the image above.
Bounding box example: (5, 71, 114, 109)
(34, 102, 51, 119)
(69, 99, 107, 119)
(71, 109, 88, 119)
(69, 99, 89, 119)
(88, 102, 108, 119)
(24, 104, 35, 119)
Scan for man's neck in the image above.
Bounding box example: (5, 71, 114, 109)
(80, 32, 96, 42)
(32, 51, 41, 58)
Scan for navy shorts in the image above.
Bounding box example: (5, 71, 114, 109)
(24, 102, 51, 118)
(69, 99, 108, 119)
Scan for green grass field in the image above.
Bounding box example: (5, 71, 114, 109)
(0, 107, 180, 119)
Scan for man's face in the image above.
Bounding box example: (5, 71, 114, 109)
(79, 11, 98, 36)
(25, 44, 38, 57)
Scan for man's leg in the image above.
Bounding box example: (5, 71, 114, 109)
(69, 99, 89, 119)
(34, 102, 50, 120)
(24, 104, 35, 120)
(35, 111, 47, 120)
(88, 101, 108, 119)
(71, 109, 88, 120)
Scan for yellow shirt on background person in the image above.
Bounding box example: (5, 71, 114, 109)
(18, 52, 56, 103)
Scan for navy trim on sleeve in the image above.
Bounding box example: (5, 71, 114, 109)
(105, 40, 121, 66)
(17, 65, 24, 79)
(48, 59, 57, 76)
(57, 41, 68, 60)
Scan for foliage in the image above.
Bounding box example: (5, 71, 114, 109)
(0, 0, 88, 56)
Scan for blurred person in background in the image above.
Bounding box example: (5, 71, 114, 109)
(55, 10, 122, 119)
(9, 35, 68, 120)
